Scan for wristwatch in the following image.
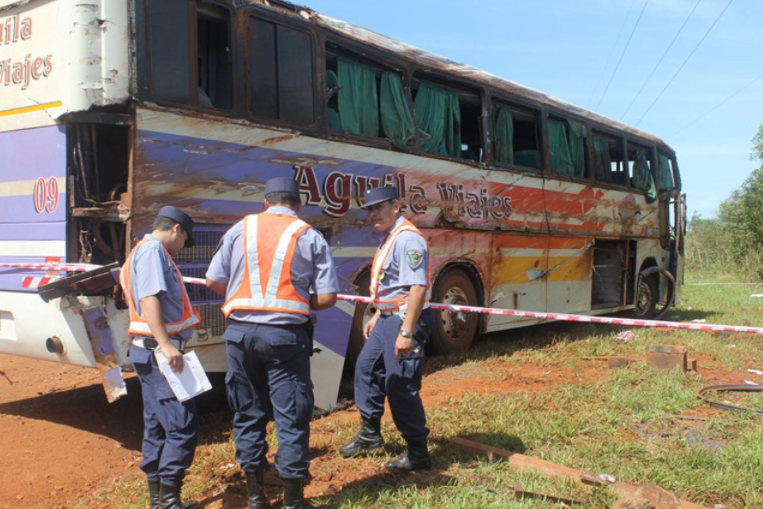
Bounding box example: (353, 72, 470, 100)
(399, 330, 412, 338)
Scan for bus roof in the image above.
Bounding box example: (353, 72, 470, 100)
(252, 0, 674, 153)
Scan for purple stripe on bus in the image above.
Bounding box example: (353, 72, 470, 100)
(0, 194, 66, 223)
(0, 222, 66, 241)
(138, 129, 393, 184)
(0, 125, 66, 183)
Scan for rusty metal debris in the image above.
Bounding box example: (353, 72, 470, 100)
(698, 384, 763, 415)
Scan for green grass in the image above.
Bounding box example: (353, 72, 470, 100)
(84, 274, 763, 508)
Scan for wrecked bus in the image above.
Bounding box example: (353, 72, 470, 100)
(0, 0, 685, 408)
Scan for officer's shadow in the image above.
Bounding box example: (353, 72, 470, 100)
(303, 433, 527, 508)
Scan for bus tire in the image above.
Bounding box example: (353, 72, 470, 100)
(347, 271, 373, 373)
(430, 268, 479, 355)
(630, 274, 658, 319)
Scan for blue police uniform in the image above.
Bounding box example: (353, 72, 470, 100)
(354, 215, 434, 440)
(206, 206, 338, 481)
(126, 234, 199, 487)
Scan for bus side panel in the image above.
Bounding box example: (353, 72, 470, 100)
(0, 125, 105, 366)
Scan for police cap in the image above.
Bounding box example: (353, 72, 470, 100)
(157, 206, 195, 247)
(264, 177, 300, 196)
(361, 186, 399, 209)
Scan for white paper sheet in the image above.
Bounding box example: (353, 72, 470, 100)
(155, 349, 212, 402)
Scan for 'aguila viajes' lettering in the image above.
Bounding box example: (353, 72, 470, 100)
(293, 166, 513, 220)
(0, 13, 54, 89)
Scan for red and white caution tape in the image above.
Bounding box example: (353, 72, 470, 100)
(0, 262, 101, 272)
(22, 276, 61, 289)
(7, 263, 763, 335)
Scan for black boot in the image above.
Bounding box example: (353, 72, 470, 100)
(148, 478, 161, 509)
(159, 483, 198, 509)
(339, 417, 384, 458)
(282, 478, 327, 509)
(245, 470, 268, 509)
(384, 438, 432, 471)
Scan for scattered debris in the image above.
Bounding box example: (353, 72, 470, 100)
(507, 481, 585, 505)
(580, 471, 615, 485)
(616, 331, 636, 342)
(725, 344, 736, 348)
(0, 368, 11, 386)
(698, 384, 763, 415)
(750, 294, 763, 298)
(646, 345, 688, 372)
(611, 482, 682, 509)
(746, 369, 763, 375)
(690, 319, 706, 323)
(609, 357, 631, 369)
(743, 380, 759, 386)
(448, 437, 710, 509)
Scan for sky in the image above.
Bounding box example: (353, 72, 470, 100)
(305, 0, 763, 220)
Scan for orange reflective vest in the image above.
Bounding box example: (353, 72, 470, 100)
(370, 219, 431, 311)
(222, 213, 312, 317)
(119, 238, 201, 337)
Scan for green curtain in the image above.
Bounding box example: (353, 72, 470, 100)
(549, 120, 574, 177)
(593, 136, 611, 182)
(632, 150, 657, 202)
(414, 83, 461, 157)
(658, 153, 675, 191)
(568, 122, 586, 178)
(337, 57, 379, 137)
(494, 107, 514, 164)
(380, 72, 415, 150)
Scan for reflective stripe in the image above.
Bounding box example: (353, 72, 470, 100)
(370, 219, 431, 311)
(222, 214, 311, 317)
(119, 239, 201, 337)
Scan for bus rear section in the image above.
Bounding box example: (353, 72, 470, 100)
(0, 0, 131, 401)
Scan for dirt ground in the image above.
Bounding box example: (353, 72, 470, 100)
(0, 345, 743, 509)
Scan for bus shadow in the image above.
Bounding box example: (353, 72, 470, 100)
(0, 376, 231, 451)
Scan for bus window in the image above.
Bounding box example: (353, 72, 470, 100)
(657, 152, 677, 191)
(247, 16, 314, 125)
(627, 143, 657, 202)
(412, 79, 483, 161)
(197, 4, 233, 110)
(149, 0, 193, 104)
(593, 132, 625, 186)
(325, 47, 415, 150)
(492, 102, 541, 170)
(548, 117, 587, 178)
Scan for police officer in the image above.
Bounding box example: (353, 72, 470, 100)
(339, 186, 435, 471)
(206, 177, 338, 509)
(119, 206, 201, 509)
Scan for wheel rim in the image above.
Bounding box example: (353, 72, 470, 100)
(634, 279, 653, 316)
(441, 286, 470, 340)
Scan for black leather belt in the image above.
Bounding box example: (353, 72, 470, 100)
(229, 319, 307, 330)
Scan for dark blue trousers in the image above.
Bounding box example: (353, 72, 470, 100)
(129, 344, 199, 486)
(223, 322, 314, 479)
(354, 308, 433, 441)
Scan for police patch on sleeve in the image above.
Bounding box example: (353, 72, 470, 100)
(406, 249, 424, 269)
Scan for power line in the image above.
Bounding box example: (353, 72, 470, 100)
(595, 0, 651, 112)
(635, 0, 734, 126)
(620, 0, 702, 121)
(587, 0, 639, 109)
(667, 72, 763, 139)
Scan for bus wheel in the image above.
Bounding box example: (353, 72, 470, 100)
(430, 268, 479, 354)
(631, 274, 658, 319)
(347, 271, 374, 372)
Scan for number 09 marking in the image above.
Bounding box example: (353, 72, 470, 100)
(33, 177, 59, 214)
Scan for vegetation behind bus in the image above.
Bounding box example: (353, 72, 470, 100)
(686, 123, 763, 281)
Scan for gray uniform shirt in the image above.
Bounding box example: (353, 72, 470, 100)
(374, 216, 430, 302)
(128, 234, 193, 340)
(206, 206, 339, 325)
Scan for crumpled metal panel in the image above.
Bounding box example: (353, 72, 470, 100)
(79, 304, 126, 403)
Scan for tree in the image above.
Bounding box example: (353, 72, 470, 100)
(752, 123, 763, 162)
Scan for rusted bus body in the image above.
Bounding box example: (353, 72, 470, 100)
(0, 0, 684, 407)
